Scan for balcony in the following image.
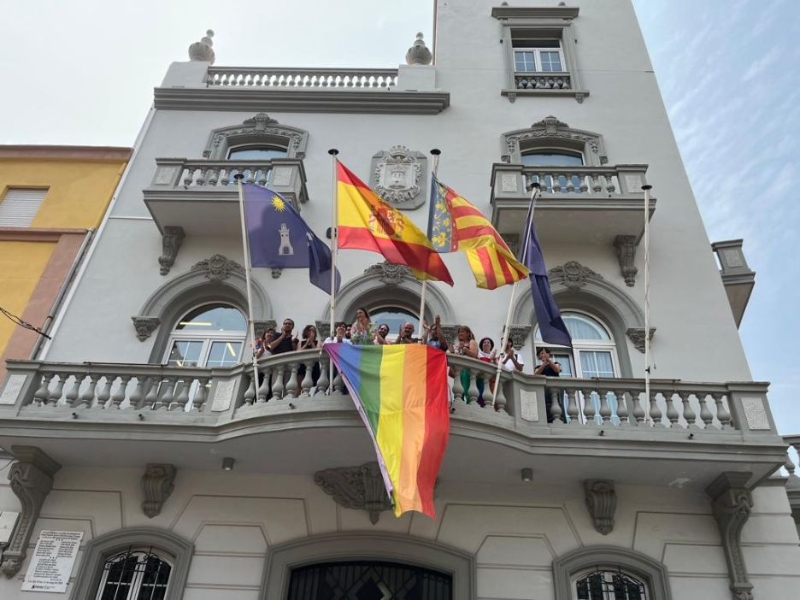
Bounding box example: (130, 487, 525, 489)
(143, 157, 308, 237)
(490, 163, 656, 247)
(155, 64, 450, 114)
(784, 436, 800, 526)
(0, 352, 784, 490)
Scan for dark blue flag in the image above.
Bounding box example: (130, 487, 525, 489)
(520, 195, 572, 347)
(242, 184, 340, 295)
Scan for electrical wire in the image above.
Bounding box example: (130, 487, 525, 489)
(0, 306, 51, 340)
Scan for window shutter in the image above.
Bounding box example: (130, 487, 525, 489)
(0, 188, 47, 227)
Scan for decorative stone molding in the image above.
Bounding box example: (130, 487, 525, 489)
(405, 32, 432, 66)
(1, 446, 61, 578)
(506, 325, 532, 349)
(626, 328, 656, 353)
(271, 268, 283, 279)
(315, 321, 331, 340)
(141, 464, 177, 518)
(203, 113, 309, 160)
(440, 325, 459, 347)
(254, 320, 277, 340)
(314, 462, 393, 524)
(132, 316, 161, 342)
(190, 254, 245, 281)
(503, 117, 607, 165)
(614, 235, 638, 287)
(584, 480, 617, 535)
(370, 146, 427, 209)
(158, 226, 185, 276)
(363, 261, 414, 287)
(188, 29, 215, 64)
(548, 261, 603, 290)
(706, 472, 754, 600)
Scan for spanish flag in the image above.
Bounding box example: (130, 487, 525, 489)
(428, 176, 529, 289)
(337, 162, 454, 286)
(324, 344, 450, 518)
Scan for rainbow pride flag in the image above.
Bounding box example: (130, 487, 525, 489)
(323, 343, 450, 518)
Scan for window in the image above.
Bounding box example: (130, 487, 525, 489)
(575, 567, 649, 600)
(97, 548, 172, 600)
(522, 150, 586, 192)
(368, 307, 420, 342)
(493, 6, 587, 102)
(535, 313, 620, 423)
(513, 39, 565, 74)
(288, 561, 452, 599)
(522, 151, 584, 167)
(0, 188, 47, 227)
(164, 303, 247, 368)
(552, 546, 671, 600)
(227, 145, 287, 160)
(503, 117, 607, 167)
(71, 528, 193, 600)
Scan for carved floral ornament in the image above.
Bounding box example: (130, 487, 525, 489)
(314, 462, 393, 524)
(191, 254, 245, 281)
(203, 113, 307, 159)
(504, 116, 607, 165)
(363, 261, 414, 287)
(548, 261, 603, 290)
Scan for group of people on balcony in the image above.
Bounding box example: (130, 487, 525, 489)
(252, 310, 561, 379)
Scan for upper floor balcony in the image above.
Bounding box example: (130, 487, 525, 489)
(490, 162, 656, 248)
(144, 156, 308, 238)
(0, 351, 784, 491)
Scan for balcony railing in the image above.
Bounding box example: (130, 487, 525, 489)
(514, 72, 571, 90)
(0, 351, 775, 435)
(205, 67, 399, 89)
(490, 162, 654, 246)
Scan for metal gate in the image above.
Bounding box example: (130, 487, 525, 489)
(287, 561, 452, 600)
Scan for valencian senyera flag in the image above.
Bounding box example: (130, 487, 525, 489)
(521, 194, 572, 347)
(323, 344, 450, 519)
(428, 176, 529, 290)
(336, 161, 454, 286)
(242, 184, 340, 295)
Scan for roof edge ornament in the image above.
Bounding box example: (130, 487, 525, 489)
(188, 29, 215, 64)
(405, 32, 432, 66)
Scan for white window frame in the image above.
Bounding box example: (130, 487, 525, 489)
(535, 311, 621, 379)
(163, 303, 247, 368)
(513, 44, 566, 74)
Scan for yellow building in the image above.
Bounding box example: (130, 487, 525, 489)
(0, 145, 131, 381)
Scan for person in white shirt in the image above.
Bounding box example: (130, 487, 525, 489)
(323, 322, 353, 346)
(499, 338, 524, 372)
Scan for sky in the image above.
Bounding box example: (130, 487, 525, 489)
(0, 1, 797, 433)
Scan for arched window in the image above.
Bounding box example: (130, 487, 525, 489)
(287, 561, 452, 599)
(96, 548, 172, 600)
(521, 150, 584, 167)
(164, 303, 247, 368)
(369, 306, 420, 342)
(535, 312, 619, 379)
(227, 145, 288, 161)
(574, 567, 649, 600)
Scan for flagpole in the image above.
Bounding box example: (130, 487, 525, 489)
(642, 184, 652, 425)
(417, 149, 442, 340)
(234, 174, 261, 399)
(492, 183, 540, 409)
(327, 149, 340, 391)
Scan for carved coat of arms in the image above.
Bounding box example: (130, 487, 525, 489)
(371, 146, 427, 209)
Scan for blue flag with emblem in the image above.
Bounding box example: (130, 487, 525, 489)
(242, 184, 340, 295)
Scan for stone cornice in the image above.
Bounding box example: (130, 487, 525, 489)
(0, 146, 131, 162)
(491, 6, 580, 20)
(153, 87, 450, 115)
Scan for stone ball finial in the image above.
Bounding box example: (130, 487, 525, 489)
(189, 29, 215, 64)
(405, 32, 432, 66)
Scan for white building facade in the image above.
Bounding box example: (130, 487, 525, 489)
(1, 1, 798, 599)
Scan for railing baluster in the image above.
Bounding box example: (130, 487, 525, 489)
(451, 368, 464, 403)
(144, 378, 159, 409)
(285, 364, 300, 399)
(565, 388, 579, 424)
(698, 391, 714, 428)
(129, 377, 145, 410)
(271, 367, 285, 399)
(79, 374, 99, 408)
(256, 367, 270, 403)
(300, 361, 314, 397)
(65, 374, 82, 407)
(495, 378, 507, 413)
(665, 391, 680, 427)
(173, 379, 191, 411)
(96, 376, 114, 409)
(648, 391, 663, 426)
(111, 375, 131, 409)
(682, 391, 697, 427)
(193, 378, 209, 411)
(550, 388, 564, 424)
(33, 373, 54, 406)
(582, 388, 596, 424)
(466, 369, 480, 406)
(713, 392, 732, 429)
(615, 389, 629, 425)
(598, 388, 612, 424)
(49, 373, 68, 406)
(317, 356, 330, 395)
(244, 376, 256, 405)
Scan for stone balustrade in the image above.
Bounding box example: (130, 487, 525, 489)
(206, 67, 398, 89)
(0, 353, 777, 440)
(514, 73, 571, 90)
(523, 165, 649, 197)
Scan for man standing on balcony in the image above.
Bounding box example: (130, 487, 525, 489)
(533, 347, 561, 377)
(269, 318, 298, 354)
